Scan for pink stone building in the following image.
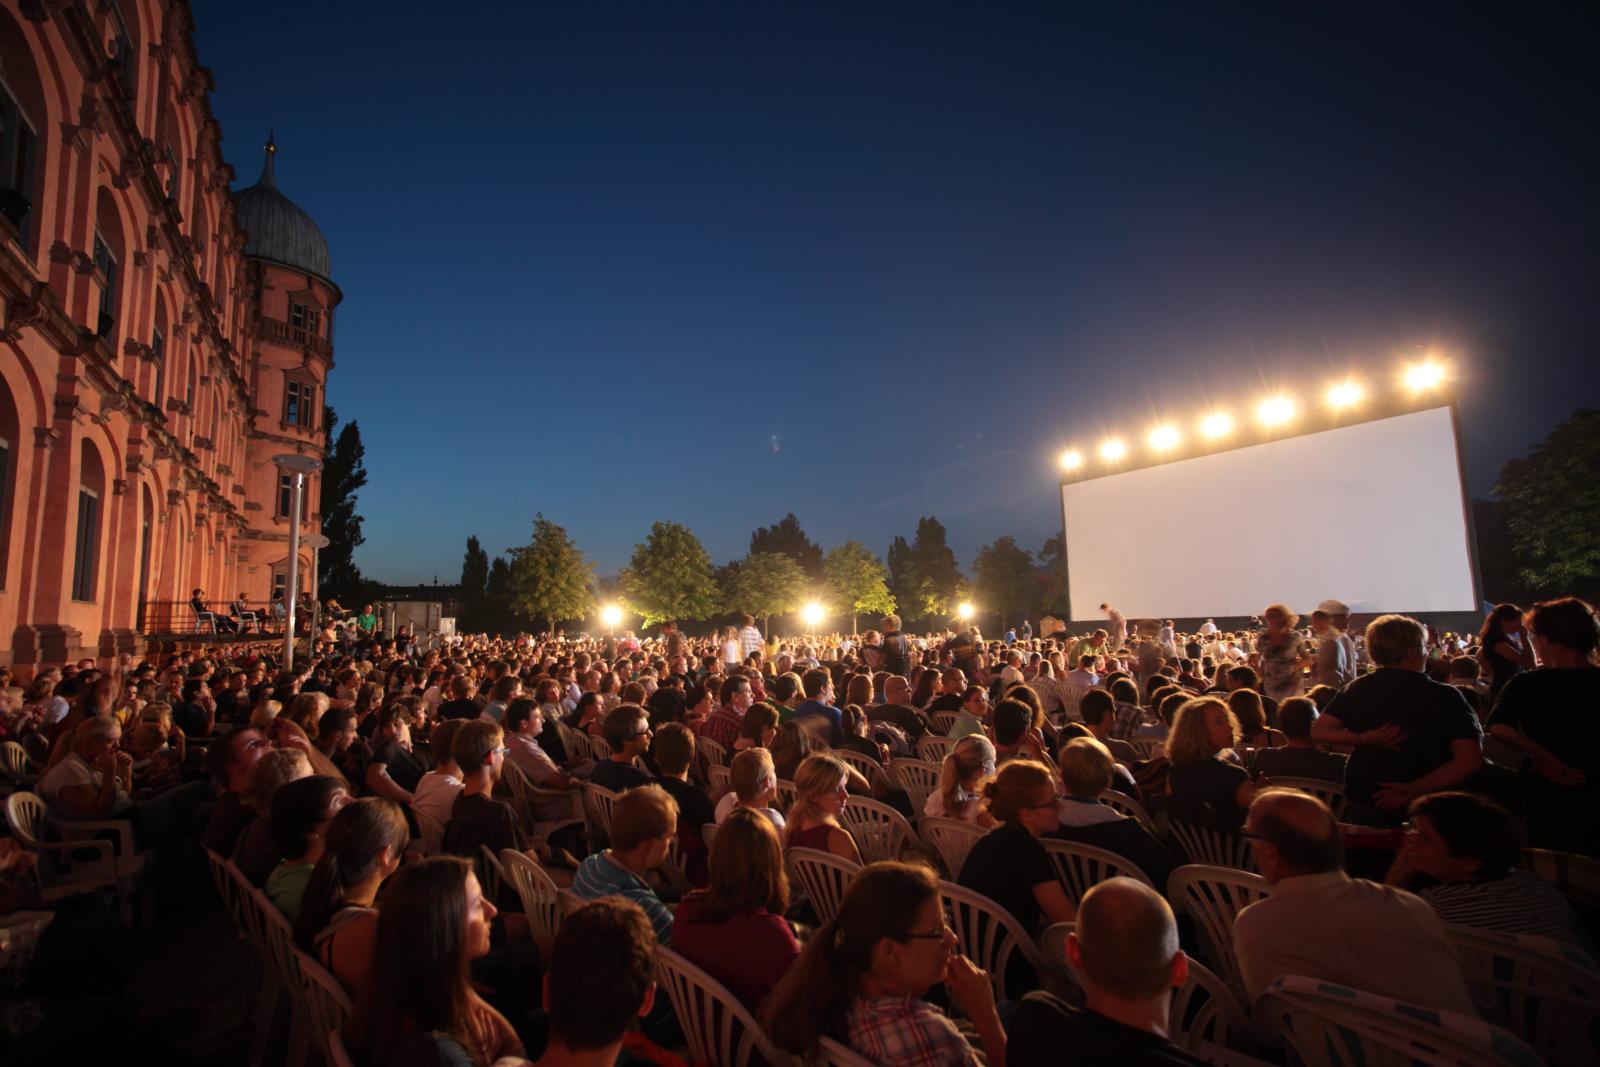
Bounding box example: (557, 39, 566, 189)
(0, 0, 338, 672)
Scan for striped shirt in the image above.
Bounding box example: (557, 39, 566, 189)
(1422, 870, 1594, 952)
(572, 851, 674, 945)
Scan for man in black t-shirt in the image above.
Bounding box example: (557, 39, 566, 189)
(1011, 878, 1207, 1065)
(437, 675, 481, 720)
(1314, 615, 1482, 827)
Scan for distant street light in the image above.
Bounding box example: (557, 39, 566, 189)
(956, 601, 975, 622)
(601, 603, 623, 635)
(801, 601, 825, 629)
(273, 453, 322, 671)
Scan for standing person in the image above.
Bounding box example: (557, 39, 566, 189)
(879, 615, 911, 676)
(721, 626, 743, 669)
(1255, 604, 1305, 703)
(738, 614, 765, 661)
(762, 862, 1007, 1067)
(1478, 603, 1536, 699)
(1309, 604, 1354, 689)
(1487, 597, 1600, 856)
(355, 603, 378, 637)
(1314, 615, 1483, 827)
(1101, 603, 1127, 652)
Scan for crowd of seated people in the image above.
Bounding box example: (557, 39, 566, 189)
(2, 596, 1596, 1066)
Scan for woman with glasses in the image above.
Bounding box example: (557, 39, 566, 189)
(957, 759, 1077, 939)
(763, 862, 1005, 1067)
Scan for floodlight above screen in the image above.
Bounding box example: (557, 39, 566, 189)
(1061, 406, 1477, 620)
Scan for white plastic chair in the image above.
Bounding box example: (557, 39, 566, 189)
(1100, 788, 1157, 833)
(919, 816, 986, 879)
(4, 791, 119, 904)
(929, 711, 959, 734)
(581, 782, 620, 846)
(500, 758, 585, 841)
(1170, 958, 1255, 1058)
(787, 847, 861, 925)
(834, 748, 888, 791)
(698, 735, 730, 770)
(1167, 864, 1270, 992)
(1169, 821, 1257, 873)
(940, 879, 1050, 1004)
(775, 779, 798, 812)
(1256, 974, 1545, 1067)
(1447, 923, 1600, 1067)
(587, 733, 613, 761)
(838, 795, 918, 865)
(478, 844, 508, 902)
(709, 765, 732, 792)
(888, 757, 941, 814)
(1041, 837, 1153, 905)
(654, 945, 799, 1067)
(251, 888, 311, 1067)
(501, 848, 564, 945)
(916, 734, 955, 764)
(1269, 776, 1348, 819)
(293, 946, 352, 1067)
(0, 741, 40, 788)
(1130, 737, 1166, 761)
(558, 723, 595, 765)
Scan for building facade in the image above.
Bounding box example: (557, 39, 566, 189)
(0, 0, 338, 672)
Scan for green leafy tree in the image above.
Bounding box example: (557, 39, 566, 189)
(893, 516, 962, 622)
(318, 408, 367, 601)
(1037, 532, 1069, 615)
(750, 513, 824, 579)
(620, 521, 722, 627)
(509, 514, 596, 634)
(461, 536, 489, 601)
(721, 551, 808, 636)
(1494, 409, 1600, 597)
(973, 536, 1036, 627)
(823, 541, 895, 633)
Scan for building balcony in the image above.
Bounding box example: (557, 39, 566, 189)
(257, 315, 331, 359)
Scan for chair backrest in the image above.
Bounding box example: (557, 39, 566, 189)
(1099, 789, 1156, 833)
(4, 791, 46, 846)
(833, 748, 887, 790)
(838, 795, 918, 866)
(326, 1029, 356, 1067)
(1129, 738, 1166, 761)
(253, 887, 302, 994)
(1447, 923, 1600, 1067)
(293, 946, 353, 1066)
(205, 848, 247, 932)
(774, 780, 798, 812)
(500, 849, 564, 944)
(708, 765, 732, 792)
(1523, 848, 1600, 911)
(1040, 837, 1153, 905)
(888, 758, 941, 814)
(698, 736, 730, 769)
(587, 733, 613, 761)
(817, 1035, 877, 1067)
(939, 879, 1049, 1004)
(558, 887, 588, 920)
(919, 816, 986, 879)
(0, 741, 36, 779)
(582, 782, 620, 844)
(787, 847, 861, 926)
(411, 804, 446, 856)
(559, 723, 595, 764)
(1168, 821, 1257, 873)
(916, 734, 955, 764)
(929, 711, 959, 734)
(1257, 974, 1545, 1067)
(655, 945, 796, 1067)
(1169, 958, 1253, 1056)
(1269, 776, 1348, 818)
(1166, 864, 1271, 991)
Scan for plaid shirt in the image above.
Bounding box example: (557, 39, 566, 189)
(1111, 700, 1145, 740)
(845, 996, 981, 1067)
(698, 703, 745, 749)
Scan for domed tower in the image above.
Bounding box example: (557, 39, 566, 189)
(234, 134, 342, 607)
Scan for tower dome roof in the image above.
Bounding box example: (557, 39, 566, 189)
(233, 134, 335, 289)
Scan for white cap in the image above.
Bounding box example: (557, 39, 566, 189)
(1315, 599, 1350, 615)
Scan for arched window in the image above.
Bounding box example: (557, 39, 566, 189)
(71, 440, 106, 602)
(151, 294, 168, 406)
(0, 374, 17, 589)
(136, 484, 154, 629)
(0, 11, 44, 253)
(93, 187, 125, 341)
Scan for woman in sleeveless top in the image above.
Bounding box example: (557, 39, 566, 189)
(784, 754, 861, 863)
(293, 797, 409, 999)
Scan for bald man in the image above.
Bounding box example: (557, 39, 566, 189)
(1233, 789, 1475, 1014)
(1010, 878, 1208, 1064)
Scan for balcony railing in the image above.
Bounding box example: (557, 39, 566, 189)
(257, 316, 331, 359)
(138, 599, 305, 637)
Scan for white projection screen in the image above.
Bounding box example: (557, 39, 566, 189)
(1061, 406, 1478, 620)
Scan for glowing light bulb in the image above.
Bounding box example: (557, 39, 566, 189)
(956, 602, 975, 621)
(801, 602, 825, 628)
(1199, 412, 1234, 440)
(1326, 381, 1364, 409)
(1256, 395, 1297, 427)
(1404, 361, 1447, 392)
(601, 604, 623, 629)
(1058, 449, 1083, 471)
(1098, 438, 1127, 462)
(1148, 425, 1181, 452)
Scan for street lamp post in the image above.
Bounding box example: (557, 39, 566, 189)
(305, 532, 331, 642)
(273, 454, 322, 671)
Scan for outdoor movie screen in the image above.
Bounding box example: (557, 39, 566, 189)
(1060, 405, 1478, 620)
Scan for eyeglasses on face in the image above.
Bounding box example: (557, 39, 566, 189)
(899, 920, 954, 942)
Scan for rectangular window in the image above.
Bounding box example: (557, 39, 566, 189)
(93, 231, 117, 338)
(284, 378, 316, 429)
(276, 472, 295, 518)
(0, 81, 38, 250)
(150, 327, 165, 404)
(289, 302, 320, 335)
(71, 487, 100, 601)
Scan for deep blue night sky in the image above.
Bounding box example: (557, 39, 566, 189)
(192, 3, 1600, 582)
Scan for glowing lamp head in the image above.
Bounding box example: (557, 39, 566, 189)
(956, 601, 975, 621)
(1404, 361, 1447, 392)
(1147, 425, 1181, 452)
(1326, 381, 1364, 409)
(1098, 438, 1127, 462)
(801, 601, 825, 628)
(1255, 395, 1297, 428)
(1199, 412, 1234, 440)
(600, 604, 623, 628)
(1058, 449, 1083, 472)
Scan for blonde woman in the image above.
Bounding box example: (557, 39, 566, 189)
(1256, 603, 1306, 703)
(784, 754, 862, 863)
(925, 734, 996, 826)
(1165, 696, 1261, 832)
